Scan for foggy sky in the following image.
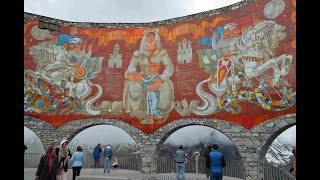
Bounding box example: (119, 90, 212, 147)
(69, 125, 135, 146)
(163, 125, 233, 146)
(277, 126, 296, 146)
(24, 0, 243, 23)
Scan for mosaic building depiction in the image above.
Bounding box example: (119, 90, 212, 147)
(24, 0, 296, 133)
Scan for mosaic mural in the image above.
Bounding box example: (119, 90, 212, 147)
(24, 0, 296, 133)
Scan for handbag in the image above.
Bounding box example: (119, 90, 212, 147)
(57, 168, 62, 175)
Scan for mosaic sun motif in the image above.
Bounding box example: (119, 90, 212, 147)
(264, 0, 286, 19)
(31, 25, 49, 41)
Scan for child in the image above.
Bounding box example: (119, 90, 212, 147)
(111, 157, 119, 169)
(139, 62, 163, 124)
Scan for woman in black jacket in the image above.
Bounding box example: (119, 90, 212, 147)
(55, 139, 72, 180)
(36, 145, 59, 180)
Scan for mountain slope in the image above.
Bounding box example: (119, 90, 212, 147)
(265, 139, 293, 169)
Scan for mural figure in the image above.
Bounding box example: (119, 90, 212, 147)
(24, 34, 104, 115)
(68, 37, 93, 66)
(175, 20, 295, 116)
(208, 23, 241, 101)
(139, 63, 163, 124)
(123, 29, 174, 124)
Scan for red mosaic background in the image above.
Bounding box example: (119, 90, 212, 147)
(24, 0, 296, 133)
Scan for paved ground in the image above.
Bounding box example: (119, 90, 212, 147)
(25, 168, 243, 180)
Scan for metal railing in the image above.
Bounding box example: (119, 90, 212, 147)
(259, 159, 296, 180)
(24, 153, 43, 168)
(24, 153, 141, 171)
(152, 157, 245, 179)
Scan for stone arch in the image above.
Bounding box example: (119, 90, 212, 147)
(24, 116, 57, 148)
(24, 126, 46, 154)
(147, 118, 246, 175)
(248, 114, 296, 161)
(256, 117, 296, 160)
(152, 118, 246, 158)
(54, 118, 144, 147)
(242, 113, 296, 180)
(59, 120, 141, 144)
(24, 116, 144, 149)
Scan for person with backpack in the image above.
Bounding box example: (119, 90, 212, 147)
(103, 144, 113, 173)
(209, 144, 226, 180)
(93, 143, 102, 169)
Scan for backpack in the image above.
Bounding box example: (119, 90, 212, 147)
(93, 148, 100, 159)
(105, 148, 112, 159)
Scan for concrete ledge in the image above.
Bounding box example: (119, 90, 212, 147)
(77, 176, 129, 180)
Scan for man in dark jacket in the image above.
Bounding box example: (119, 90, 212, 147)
(93, 143, 102, 169)
(36, 145, 59, 180)
(209, 144, 226, 180)
(204, 145, 212, 178)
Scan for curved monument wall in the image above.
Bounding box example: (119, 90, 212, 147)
(24, 0, 296, 133)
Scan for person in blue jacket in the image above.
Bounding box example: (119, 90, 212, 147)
(103, 144, 113, 173)
(209, 144, 226, 180)
(70, 146, 85, 180)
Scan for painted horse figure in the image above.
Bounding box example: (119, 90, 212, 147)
(24, 41, 104, 115)
(174, 21, 295, 116)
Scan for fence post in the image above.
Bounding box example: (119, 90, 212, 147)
(195, 151, 200, 174)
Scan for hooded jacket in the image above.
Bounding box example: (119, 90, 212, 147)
(55, 139, 72, 172)
(104, 146, 113, 159)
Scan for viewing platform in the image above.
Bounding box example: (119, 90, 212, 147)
(24, 168, 243, 180)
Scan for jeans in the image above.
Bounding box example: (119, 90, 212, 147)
(104, 157, 111, 173)
(94, 158, 100, 168)
(176, 163, 185, 180)
(210, 172, 223, 180)
(72, 166, 82, 180)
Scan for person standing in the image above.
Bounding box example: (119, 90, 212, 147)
(70, 146, 85, 180)
(289, 145, 296, 177)
(35, 145, 59, 180)
(175, 145, 187, 180)
(204, 145, 212, 178)
(209, 144, 226, 180)
(93, 143, 102, 169)
(103, 144, 113, 173)
(56, 139, 72, 180)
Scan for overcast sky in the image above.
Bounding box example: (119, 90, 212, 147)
(277, 126, 296, 146)
(24, 0, 243, 23)
(69, 125, 135, 146)
(163, 125, 233, 146)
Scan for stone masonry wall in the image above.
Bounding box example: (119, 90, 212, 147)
(25, 113, 295, 179)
